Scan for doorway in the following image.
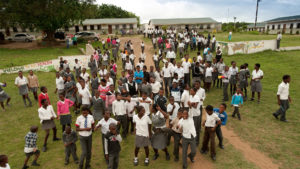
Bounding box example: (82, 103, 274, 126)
(75, 26, 79, 33)
(283, 24, 286, 34)
(185, 25, 189, 31)
(108, 25, 112, 34)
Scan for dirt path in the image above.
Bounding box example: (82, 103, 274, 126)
(222, 127, 279, 169)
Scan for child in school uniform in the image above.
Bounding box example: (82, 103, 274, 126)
(62, 126, 79, 165)
(104, 123, 122, 169)
(166, 96, 180, 146)
(90, 72, 100, 97)
(188, 87, 201, 146)
(238, 65, 248, 101)
(0, 155, 10, 169)
(78, 80, 92, 108)
(0, 82, 11, 111)
(75, 107, 95, 169)
(213, 103, 228, 149)
(229, 61, 238, 96)
(180, 84, 190, 108)
(38, 86, 51, 107)
(106, 85, 116, 113)
(74, 59, 81, 78)
(231, 88, 243, 120)
(169, 108, 183, 162)
(133, 106, 152, 166)
(126, 96, 137, 134)
(177, 109, 197, 169)
(204, 62, 214, 92)
(200, 105, 221, 161)
(222, 66, 230, 101)
(22, 126, 40, 169)
(57, 93, 74, 132)
(55, 72, 65, 96)
(91, 91, 105, 122)
(27, 70, 39, 101)
(15, 71, 32, 107)
(112, 93, 128, 138)
(131, 92, 152, 116)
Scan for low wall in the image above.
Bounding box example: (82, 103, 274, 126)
(216, 39, 277, 55)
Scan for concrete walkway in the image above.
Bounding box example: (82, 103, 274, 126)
(278, 46, 300, 51)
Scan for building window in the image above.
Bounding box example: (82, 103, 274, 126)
(13, 27, 18, 32)
(277, 24, 281, 29)
(83, 26, 87, 31)
(207, 24, 211, 29)
(64, 26, 69, 31)
(97, 25, 101, 30)
(289, 23, 293, 29)
(122, 24, 126, 29)
(200, 25, 203, 29)
(297, 23, 300, 29)
(115, 25, 119, 30)
(90, 25, 94, 30)
(272, 25, 275, 30)
(267, 26, 269, 30)
(130, 24, 133, 29)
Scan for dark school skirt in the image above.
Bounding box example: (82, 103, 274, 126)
(0, 92, 9, 102)
(60, 114, 72, 125)
(135, 135, 151, 148)
(19, 85, 29, 95)
(251, 81, 262, 92)
(42, 120, 56, 130)
(205, 76, 212, 83)
(151, 128, 167, 150)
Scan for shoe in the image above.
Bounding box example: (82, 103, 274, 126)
(200, 149, 208, 154)
(211, 155, 216, 161)
(53, 138, 61, 141)
(152, 154, 159, 160)
(272, 113, 278, 119)
(219, 145, 224, 149)
(85, 165, 91, 169)
(64, 161, 69, 165)
(174, 157, 179, 162)
(133, 158, 138, 166)
(32, 161, 40, 166)
(188, 154, 194, 163)
(250, 98, 254, 101)
(144, 158, 149, 166)
(280, 119, 288, 122)
(22, 165, 29, 169)
(28, 103, 33, 107)
(231, 115, 235, 118)
(166, 153, 170, 161)
(42, 146, 47, 152)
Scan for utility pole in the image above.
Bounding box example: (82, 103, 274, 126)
(255, 0, 261, 29)
(234, 17, 237, 31)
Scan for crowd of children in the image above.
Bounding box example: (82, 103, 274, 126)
(0, 29, 292, 169)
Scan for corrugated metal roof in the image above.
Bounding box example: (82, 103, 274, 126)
(266, 15, 300, 23)
(247, 22, 266, 28)
(149, 18, 220, 25)
(82, 18, 138, 25)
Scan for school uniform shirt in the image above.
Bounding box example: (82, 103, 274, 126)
(140, 53, 146, 60)
(112, 100, 126, 116)
(153, 54, 158, 61)
(277, 82, 289, 100)
(38, 92, 51, 107)
(56, 76, 65, 90)
(154, 71, 163, 83)
(170, 87, 181, 102)
(181, 90, 190, 107)
(178, 117, 196, 139)
(205, 113, 220, 127)
(125, 62, 133, 70)
(213, 108, 227, 126)
(133, 114, 152, 137)
(151, 81, 162, 94)
(78, 87, 92, 105)
(126, 101, 137, 117)
(189, 95, 201, 117)
(96, 118, 118, 134)
(178, 42, 185, 48)
(217, 62, 225, 73)
(27, 75, 39, 88)
(130, 54, 136, 61)
(102, 54, 108, 61)
(131, 97, 152, 115)
(0, 163, 10, 169)
(15, 76, 28, 86)
(252, 69, 264, 81)
(173, 67, 184, 79)
(229, 67, 239, 77)
(134, 71, 144, 84)
(162, 66, 172, 78)
(75, 114, 94, 137)
(182, 61, 191, 74)
(205, 67, 213, 77)
(222, 71, 230, 83)
(167, 102, 180, 121)
(99, 69, 108, 79)
(170, 117, 182, 133)
(80, 73, 90, 82)
(196, 88, 206, 106)
(104, 132, 122, 155)
(166, 51, 176, 59)
(137, 62, 144, 69)
(38, 105, 57, 124)
(231, 93, 243, 107)
(197, 55, 203, 63)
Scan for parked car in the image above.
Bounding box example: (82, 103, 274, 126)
(75, 31, 100, 41)
(7, 33, 35, 42)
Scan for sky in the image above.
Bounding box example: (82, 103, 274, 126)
(96, 0, 300, 24)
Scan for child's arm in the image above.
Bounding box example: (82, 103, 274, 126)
(148, 124, 152, 138)
(115, 134, 122, 143)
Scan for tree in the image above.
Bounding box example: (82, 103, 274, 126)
(8, 0, 94, 41)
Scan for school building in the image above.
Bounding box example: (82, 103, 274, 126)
(147, 17, 222, 32)
(247, 22, 266, 32)
(265, 15, 300, 34)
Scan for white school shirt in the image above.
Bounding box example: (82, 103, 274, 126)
(75, 114, 95, 137)
(189, 95, 201, 117)
(80, 73, 90, 82)
(96, 118, 118, 134)
(217, 62, 225, 73)
(137, 62, 144, 69)
(112, 100, 126, 116)
(178, 117, 196, 139)
(38, 105, 57, 124)
(182, 61, 191, 74)
(229, 67, 238, 76)
(126, 101, 137, 117)
(151, 81, 162, 94)
(181, 90, 190, 107)
(197, 55, 203, 62)
(102, 54, 108, 61)
(74, 63, 81, 69)
(166, 51, 176, 59)
(222, 71, 229, 83)
(140, 53, 146, 60)
(141, 43, 145, 47)
(125, 62, 133, 71)
(154, 71, 163, 83)
(277, 34, 282, 40)
(15, 76, 28, 86)
(56, 77, 64, 90)
(130, 54, 136, 61)
(196, 88, 205, 106)
(277, 82, 289, 100)
(178, 42, 185, 48)
(99, 69, 108, 79)
(0, 164, 10, 169)
(212, 37, 216, 43)
(121, 53, 126, 60)
(252, 69, 264, 81)
(133, 114, 152, 137)
(162, 66, 172, 78)
(78, 87, 91, 105)
(205, 113, 220, 127)
(173, 67, 184, 79)
(205, 67, 214, 77)
(167, 103, 180, 121)
(106, 78, 114, 86)
(153, 54, 158, 61)
(131, 97, 152, 115)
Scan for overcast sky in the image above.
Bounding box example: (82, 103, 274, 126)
(96, 0, 300, 23)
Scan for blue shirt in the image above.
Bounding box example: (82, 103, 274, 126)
(231, 94, 243, 106)
(213, 108, 227, 126)
(134, 71, 144, 84)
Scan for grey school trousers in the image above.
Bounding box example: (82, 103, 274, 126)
(274, 100, 289, 121)
(193, 115, 201, 146)
(108, 153, 119, 169)
(116, 115, 128, 138)
(65, 143, 78, 163)
(163, 77, 172, 97)
(79, 135, 92, 168)
(223, 82, 229, 101)
(182, 136, 196, 169)
(215, 125, 223, 146)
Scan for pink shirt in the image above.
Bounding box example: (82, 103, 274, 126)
(112, 63, 117, 72)
(57, 99, 74, 116)
(98, 85, 110, 101)
(112, 40, 116, 45)
(105, 93, 116, 108)
(93, 53, 99, 61)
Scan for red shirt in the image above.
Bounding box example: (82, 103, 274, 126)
(38, 93, 51, 107)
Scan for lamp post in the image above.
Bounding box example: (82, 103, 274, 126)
(234, 17, 237, 31)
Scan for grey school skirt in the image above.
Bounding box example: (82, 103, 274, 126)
(205, 76, 212, 83)
(212, 72, 218, 81)
(102, 61, 108, 66)
(239, 80, 247, 89)
(19, 84, 29, 95)
(42, 120, 56, 130)
(29, 87, 38, 93)
(0, 92, 9, 102)
(135, 135, 150, 148)
(93, 110, 103, 121)
(229, 76, 237, 85)
(151, 128, 167, 150)
(251, 81, 262, 92)
(60, 114, 72, 125)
